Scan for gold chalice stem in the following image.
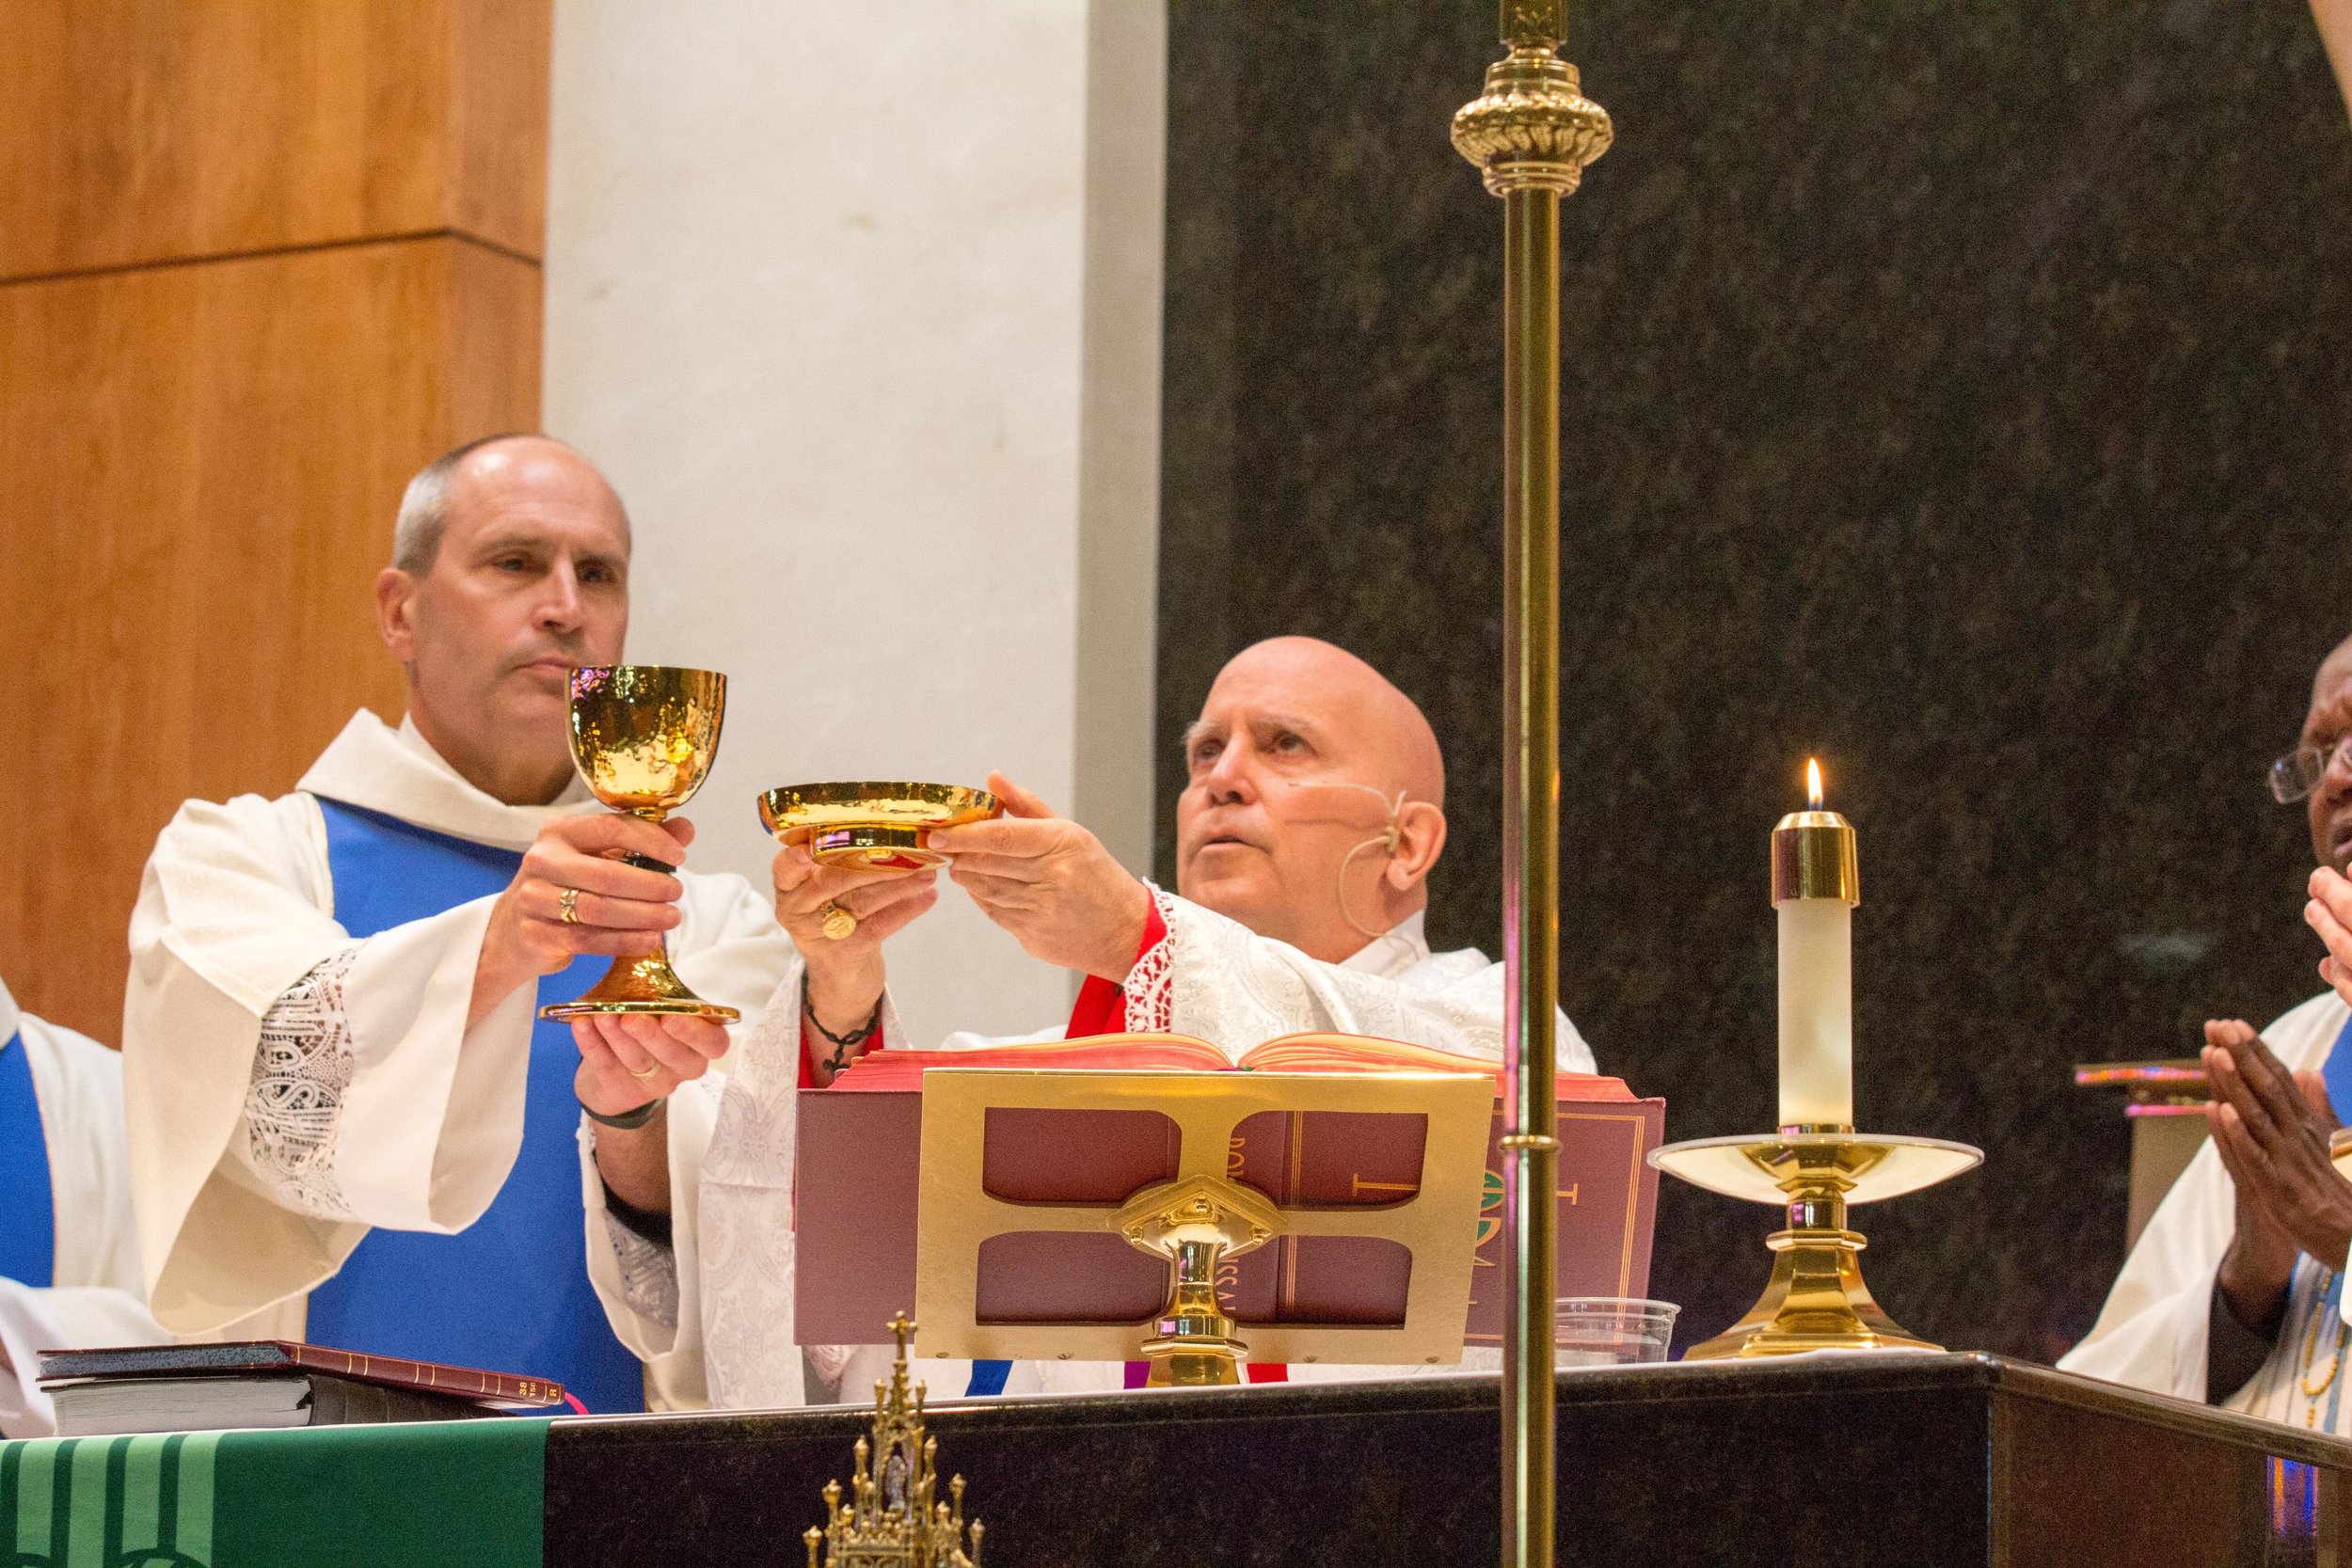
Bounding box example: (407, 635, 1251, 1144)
(616, 804, 678, 873)
(539, 802, 740, 1022)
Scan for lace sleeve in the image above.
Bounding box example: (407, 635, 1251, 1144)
(602, 1213, 681, 1331)
(1120, 882, 1179, 1034)
(243, 948, 363, 1219)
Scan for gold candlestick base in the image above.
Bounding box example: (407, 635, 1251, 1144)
(1649, 1131, 1980, 1359)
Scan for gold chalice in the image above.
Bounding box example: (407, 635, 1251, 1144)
(540, 665, 740, 1022)
(756, 782, 1001, 871)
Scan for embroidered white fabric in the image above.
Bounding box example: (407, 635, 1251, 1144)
(1157, 894, 1582, 1068)
(700, 971, 811, 1409)
(245, 947, 364, 1220)
(602, 1213, 680, 1332)
(1119, 883, 1181, 1033)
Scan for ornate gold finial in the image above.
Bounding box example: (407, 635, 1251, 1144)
(1451, 4, 1613, 198)
(805, 1314, 985, 1568)
(1499, 0, 1565, 48)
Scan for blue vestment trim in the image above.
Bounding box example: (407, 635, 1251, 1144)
(0, 1032, 56, 1288)
(2320, 1015, 2352, 1140)
(302, 796, 644, 1413)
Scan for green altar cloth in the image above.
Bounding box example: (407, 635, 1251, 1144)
(2, 1418, 546, 1568)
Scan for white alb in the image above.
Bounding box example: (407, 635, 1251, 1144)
(121, 709, 796, 1411)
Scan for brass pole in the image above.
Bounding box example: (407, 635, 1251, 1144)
(1452, 7, 1610, 1568)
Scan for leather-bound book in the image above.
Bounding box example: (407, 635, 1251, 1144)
(38, 1341, 566, 1435)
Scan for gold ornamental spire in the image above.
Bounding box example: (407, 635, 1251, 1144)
(803, 1315, 985, 1568)
(1452, 6, 1613, 1568)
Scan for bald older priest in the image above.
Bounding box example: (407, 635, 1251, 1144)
(682, 636, 1597, 1405)
(124, 436, 793, 1412)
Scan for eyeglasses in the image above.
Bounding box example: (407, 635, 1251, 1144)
(2270, 735, 2352, 803)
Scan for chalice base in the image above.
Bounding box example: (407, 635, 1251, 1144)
(540, 948, 741, 1022)
(809, 823, 943, 869)
(1680, 1225, 1940, 1360)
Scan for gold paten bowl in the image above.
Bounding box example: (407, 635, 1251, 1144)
(757, 782, 1001, 868)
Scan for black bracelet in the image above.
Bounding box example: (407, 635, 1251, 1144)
(580, 1097, 663, 1131)
(803, 990, 884, 1074)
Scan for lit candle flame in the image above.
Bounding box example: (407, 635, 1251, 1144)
(1806, 757, 1823, 810)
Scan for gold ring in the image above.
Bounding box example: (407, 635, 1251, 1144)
(559, 887, 581, 925)
(818, 899, 857, 942)
(628, 1064, 660, 1080)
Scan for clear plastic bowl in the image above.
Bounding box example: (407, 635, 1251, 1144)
(1552, 1297, 1679, 1367)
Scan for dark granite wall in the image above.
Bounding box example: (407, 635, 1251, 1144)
(1155, 1, 2352, 1359)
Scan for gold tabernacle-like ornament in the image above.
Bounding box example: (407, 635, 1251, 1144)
(758, 783, 1002, 869)
(804, 1314, 984, 1568)
(541, 665, 739, 1023)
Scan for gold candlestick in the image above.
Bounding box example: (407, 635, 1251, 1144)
(1451, 6, 1613, 1566)
(1652, 761, 1981, 1357)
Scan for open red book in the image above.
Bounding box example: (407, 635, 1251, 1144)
(796, 1033, 1664, 1349)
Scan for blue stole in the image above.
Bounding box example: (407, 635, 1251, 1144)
(2321, 1015, 2352, 1134)
(0, 1032, 56, 1287)
(301, 798, 644, 1413)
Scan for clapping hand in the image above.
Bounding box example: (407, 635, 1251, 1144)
(2206, 1018, 2352, 1329)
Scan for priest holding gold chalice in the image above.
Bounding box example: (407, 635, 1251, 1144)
(679, 635, 1601, 1407)
(123, 435, 803, 1414)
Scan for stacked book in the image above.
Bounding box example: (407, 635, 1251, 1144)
(38, 1341, 566, 1436)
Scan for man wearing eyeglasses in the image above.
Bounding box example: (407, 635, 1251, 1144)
(2061, 640, 2352, 1431)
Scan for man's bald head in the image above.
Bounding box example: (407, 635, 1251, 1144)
(1176, 637, 1452, 962)
(391, 434, 629, 575)
(1198, 637, 1446, 810)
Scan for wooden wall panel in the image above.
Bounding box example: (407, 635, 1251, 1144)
(0, 0, 549, 282)
(0, 238, 542, 1042)
(447, 0, 554, 263)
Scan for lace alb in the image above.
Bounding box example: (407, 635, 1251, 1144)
(246, 948, 362, 1219)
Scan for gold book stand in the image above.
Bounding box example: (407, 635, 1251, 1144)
(912, 1069, 1494, 1386)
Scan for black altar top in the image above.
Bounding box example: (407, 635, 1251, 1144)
(546, 1353, 2352, 1567)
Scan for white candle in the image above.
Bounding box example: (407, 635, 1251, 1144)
(1773, 760, 1858, 1131)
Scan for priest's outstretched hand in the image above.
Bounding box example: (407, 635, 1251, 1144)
(2204, 1017, 2352, 1334)
(927, 772, 1152, 983)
